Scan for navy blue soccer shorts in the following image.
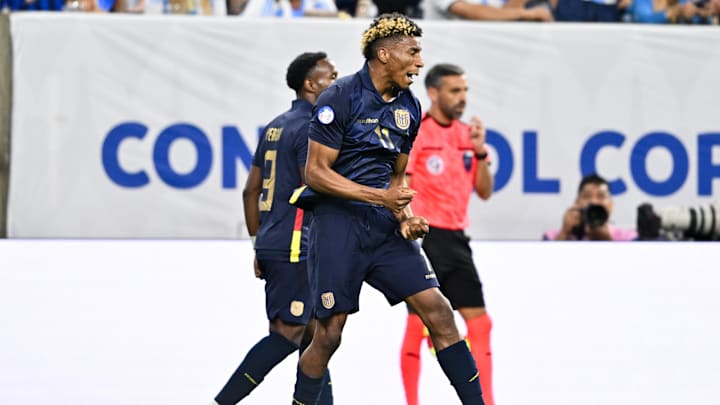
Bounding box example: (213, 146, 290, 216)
(308, 203, 440, 319)
(258, 259, 313, 325)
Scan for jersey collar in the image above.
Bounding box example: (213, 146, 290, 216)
(291, 98, 313, 112)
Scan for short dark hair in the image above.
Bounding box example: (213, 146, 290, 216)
(361, 13, 422, 61)
(286, 51, 328, 93)
(424, 63, 464, 89)
(578, 174, 609, 194)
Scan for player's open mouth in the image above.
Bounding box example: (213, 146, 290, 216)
(407, 73, 417, 83)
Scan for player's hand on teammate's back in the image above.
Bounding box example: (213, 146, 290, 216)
(384, 186, 416, 213)
(400, 216, 430, 240)
(253, 256, 264, 279)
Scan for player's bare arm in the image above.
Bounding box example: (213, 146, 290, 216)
(305, 139, 414, 211)
(243, 165, 262, 237)
(242, 164, 264, 278)
(389, 153, 417, 220)
(392, 153, 429, 240)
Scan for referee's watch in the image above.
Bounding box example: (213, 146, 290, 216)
(475, 151, 488, 161)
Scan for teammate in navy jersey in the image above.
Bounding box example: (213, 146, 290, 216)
(289, 14, 484, 405)
(211, 52, 338, 405)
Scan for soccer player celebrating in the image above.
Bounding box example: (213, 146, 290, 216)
(212, 52, 338, 405)
(289, 14, 484, 405)
(402, 63, 495, 405)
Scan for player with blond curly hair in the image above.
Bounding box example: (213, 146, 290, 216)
(289, 13, 485, 405)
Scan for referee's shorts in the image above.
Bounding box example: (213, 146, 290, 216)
(421, 226, 486, 309)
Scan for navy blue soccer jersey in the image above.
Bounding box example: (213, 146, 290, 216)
(308, 63, 422, 196)
(252, 99, 313, 262)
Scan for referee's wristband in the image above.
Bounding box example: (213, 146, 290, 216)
(475, 151, 488, 161)
(250, 235, 256, 247)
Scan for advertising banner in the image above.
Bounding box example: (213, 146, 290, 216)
(8, 15, 720, 238)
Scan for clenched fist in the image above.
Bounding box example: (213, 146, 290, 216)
(400, 216, 429, 240)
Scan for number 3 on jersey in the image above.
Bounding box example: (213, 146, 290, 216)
(260, 150, 277, 211)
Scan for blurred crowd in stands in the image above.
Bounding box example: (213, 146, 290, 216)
(1, 0, 718, 24)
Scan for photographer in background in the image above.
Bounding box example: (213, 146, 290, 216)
(543, 174, 637, 241)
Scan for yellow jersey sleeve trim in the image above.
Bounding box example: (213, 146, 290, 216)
(289, 185, 308, 205)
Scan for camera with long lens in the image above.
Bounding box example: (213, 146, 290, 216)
(571, 204, 609, 239)
(637, 202, 720, 241)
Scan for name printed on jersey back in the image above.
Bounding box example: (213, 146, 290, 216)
(265, 127, 283, 142)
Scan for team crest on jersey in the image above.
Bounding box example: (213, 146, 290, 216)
(394, 109, 411, 130)
(321, 292, 335, 309)
(463, 150, 474, 172)
(426, 155, 444, 175)
(290, 301, 305, 317)
(317, 106, 335, 125)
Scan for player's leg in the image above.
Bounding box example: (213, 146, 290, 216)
(301, 318, 333, 405)
(214, 319, 305, 405)
(214, 259, 311, 405)
(422, 228, 494, 405)
(292, 313, 347, 405)
(406, 289, 484, 405)
(292, 205, 364, 405)
(400, 236, 441, 405)
(365, 221, 484, 405)
(400, 302, 425, 405)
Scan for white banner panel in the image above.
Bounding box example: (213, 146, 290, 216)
(8, 14, 720, 238)
(1, 240, 720, 404)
